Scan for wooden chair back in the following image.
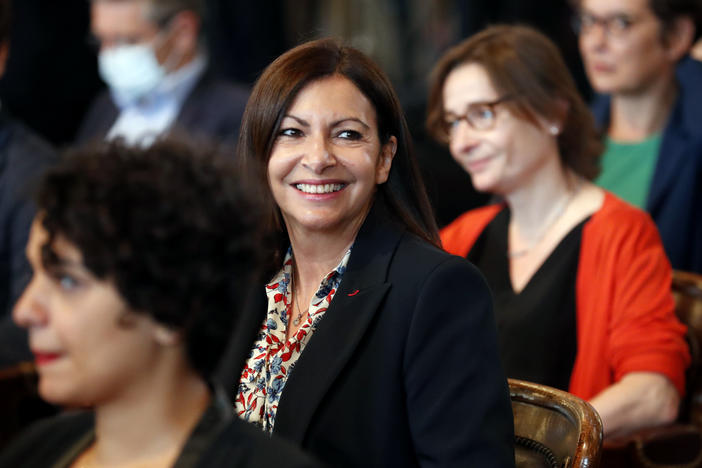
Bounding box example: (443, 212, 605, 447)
(672, 270, 702, 426)
(510, 378, 603, 468)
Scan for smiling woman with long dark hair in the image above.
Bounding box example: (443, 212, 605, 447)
(216, 38, 515, 467)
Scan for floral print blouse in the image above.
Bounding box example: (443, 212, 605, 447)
(235, 248, 351, 433)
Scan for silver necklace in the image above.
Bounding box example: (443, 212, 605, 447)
(507, 182, 581, 259)
(290, 270, 308, 327)
(292, 293, 308, 326)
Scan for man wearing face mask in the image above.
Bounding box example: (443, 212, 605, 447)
(76, 0, 249, 147)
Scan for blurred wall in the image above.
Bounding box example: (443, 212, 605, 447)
(0, 1, 102, 146)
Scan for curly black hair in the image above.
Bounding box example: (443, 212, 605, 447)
(36, 138, 262, 379)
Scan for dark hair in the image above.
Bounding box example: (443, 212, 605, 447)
(90, 0, 205, 27)
(0, 0, 10, 44)
(145, 0, 204, 27)
(237, 37, 439, 266)
(427, 24, 603, 180)
(649, 0, 702, 42)
(37, 138, 261, 379)
(570, 0, 702, 44)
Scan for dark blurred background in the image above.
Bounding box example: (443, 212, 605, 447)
(0, 0, 590, 227)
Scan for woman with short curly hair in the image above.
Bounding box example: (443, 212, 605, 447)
(0, 139, 323, 468)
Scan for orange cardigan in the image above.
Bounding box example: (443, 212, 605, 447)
(441, 192, 690, 400)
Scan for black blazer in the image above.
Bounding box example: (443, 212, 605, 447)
(75, 69, 249, 147)
(217, 211, 515, 467)
(0, 389, 325, 468)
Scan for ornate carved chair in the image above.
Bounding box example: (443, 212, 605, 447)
(673, 270, 702, 426)
(510, 378, 603, 468)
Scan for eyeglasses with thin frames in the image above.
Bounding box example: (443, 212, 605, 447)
(85, 15, 176, 52)
(444, 95, 513, 136)
(572, 11, 649, 39)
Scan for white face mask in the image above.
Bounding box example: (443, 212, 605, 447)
(98, 43, 166, 105)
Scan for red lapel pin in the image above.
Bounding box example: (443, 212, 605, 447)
(347, 289, 360, 296)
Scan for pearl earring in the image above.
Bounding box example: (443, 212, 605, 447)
(549, 125, 560, 135)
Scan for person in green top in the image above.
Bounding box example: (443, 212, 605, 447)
(574, 0, 702, 273)
(595, 134, 661, 208)
(575, 0, 694, 202)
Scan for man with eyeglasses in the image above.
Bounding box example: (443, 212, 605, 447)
(77, 0, 248, 147)
(574, 0, 702, 274)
